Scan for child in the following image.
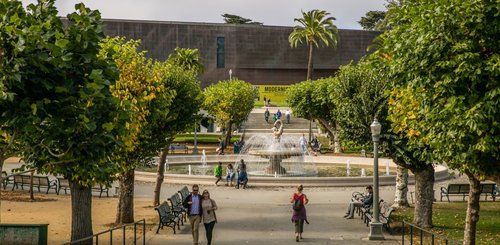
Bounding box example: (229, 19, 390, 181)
(214, 161, 223, 185)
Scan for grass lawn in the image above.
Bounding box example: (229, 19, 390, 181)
(173, 134, 240, 143)
(391, 201, 500, 245)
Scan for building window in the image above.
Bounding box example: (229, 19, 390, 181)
(217, 37, 225, 68)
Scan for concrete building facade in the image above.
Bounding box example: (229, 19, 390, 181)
(101, 19, 380, 87)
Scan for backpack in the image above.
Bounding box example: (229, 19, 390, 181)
(292, 195, 303, 211)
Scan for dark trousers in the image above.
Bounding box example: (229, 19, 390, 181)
(204, 221, 216, 245)
(294, 219, 304, 233)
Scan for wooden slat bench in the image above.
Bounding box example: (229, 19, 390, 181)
(11, 174, 58, 194)
(441, 183, 496, 202)
(1, 171, 14, 190)
(169, 143, 189, 154)
(154, 201, 180, 234)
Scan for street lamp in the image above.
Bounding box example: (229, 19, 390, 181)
(229, 69, 232, 80)
(368, 118, 384, 240)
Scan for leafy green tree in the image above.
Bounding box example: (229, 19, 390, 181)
(358, 11, 386, 31)
(381, 1, 500, 243)
(288, 9, 338, 80)
(203, 79, 255, 148)
(331, 58, 436, 226)
(286, 79, 342, 152)
(152, 63, 203, 206)
(99, 37, 178, 224)
(167, 47, 205, 75)
(222, 13, 262, 25)
(0, 1, 128, 242)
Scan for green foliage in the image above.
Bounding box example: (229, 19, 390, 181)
(0, 0, 127, 186)
(202, 79, 255, 127)
(392, 202, 500, 245)
(286, 78, 336, 122)
(167, 47, 205, 75)
(358, 10, 386, 31)
(289, 9, 338, 80)
(383, 0, 500, 177)
(221, 13, 262, 25)
(288, 9, 338, 49)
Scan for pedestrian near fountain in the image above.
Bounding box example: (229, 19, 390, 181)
(236, 159, 248, 189)
(291, 184, 309, 242)
(285, 109, 291, 124)
(299, 134, 307, 153)
(276, 109, 282, 119)
(183, 184, 203, 245)
(264, 108, 270, 123)
(273, 113, 277, 123)
(218, 137, 224, 155)
(225, 163, 235, 186)
(214, 162, 223, 186)
(201, 189, 218, 245)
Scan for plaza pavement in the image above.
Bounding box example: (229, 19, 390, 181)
(143, 182, 403, 245)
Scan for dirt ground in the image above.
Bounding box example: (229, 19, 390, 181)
(0, 190, 162, 244)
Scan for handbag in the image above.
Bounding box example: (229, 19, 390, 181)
(210, 199, 218, 223)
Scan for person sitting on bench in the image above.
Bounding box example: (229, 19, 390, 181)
(344, 185, 373, 219)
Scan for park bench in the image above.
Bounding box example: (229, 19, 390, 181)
(11, 174, 58, 194)
(92, 183, 109, 198)
(168, 193, 187, 224)
(57, 177, 70, 195)
(178, 185, 190, 201)
(1, 171, 14, 190)
(440, 183, 497, 202)
(154, 201, 180, 234)
(169, 143, 189, 154)
(364, 201, 394, 234)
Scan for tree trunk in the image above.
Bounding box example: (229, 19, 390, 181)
(307, 42, 314, 80)
(316, 118, 342, 153)
(225, 122, 232, 151)
(70, 179, 93, 244)
(0, 149, 4, 223)
(392, 165, 409, 208)
(115, 167, 135, 224)
(29, 170, 34, 200)
(153, 146, 169, 206)
(413, 164, 434, 228)
(463, 170, 481, 245)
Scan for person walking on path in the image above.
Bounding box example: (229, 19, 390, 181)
(344, 185, 373, 219)
(291, 184, 309, 242)
(201, 189, 218, 245)
(264, 108, 270, 123)
(183, 184, 203, 245)
(225, 163, 235, 186)
(217, 137, 224, 155)
(276, 109, 282, 119)
(285, 109, 291, 124)
(263, 96, 267, 106)
(214, 162, 223, 185)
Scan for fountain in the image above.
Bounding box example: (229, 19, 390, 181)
(240, 119, 316, 177)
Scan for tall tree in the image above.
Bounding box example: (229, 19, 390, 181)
(167, 47, 205, 75)
(0, 1, 128, 242)
(222, 13, 262, 25)
(381, 1, 500, 244)
(288, 9, 338, 80)
(358, 11, 386, 31)
(286, 79, 341, 152)
(202, 79, 255, 148)
(152, 63, 203, 206)
(99, 37, 178, 224)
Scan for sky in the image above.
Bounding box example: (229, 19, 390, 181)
(21, 0, 388, 29)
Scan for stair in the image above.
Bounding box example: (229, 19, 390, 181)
(242, 108, 319, 139)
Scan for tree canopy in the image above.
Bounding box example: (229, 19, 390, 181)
(381, 0, 499, 243)
(289, 9, 338, 80)
(222, 13, 262, 25)
(167, 47, 205, 75)
(358, 10, 386, 31)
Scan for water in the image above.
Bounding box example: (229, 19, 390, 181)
(237, 134, 317, 177)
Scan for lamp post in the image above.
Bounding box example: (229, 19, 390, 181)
(192, 121, 198, 154)
(229, 69, 232, 80)
(368, 118, 384, 240)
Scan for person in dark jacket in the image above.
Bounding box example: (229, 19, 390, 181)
(344, 185, 373, 219)
(183, 184, 203, 244)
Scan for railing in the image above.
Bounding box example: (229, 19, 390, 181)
(402, 221, 463, 245)
(64, 219, 146, 245)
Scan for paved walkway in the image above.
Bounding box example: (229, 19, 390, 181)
(145, 184, 402, 245)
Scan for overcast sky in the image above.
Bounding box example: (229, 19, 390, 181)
(21, 0, 387, 29)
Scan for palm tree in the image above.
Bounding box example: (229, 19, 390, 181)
(288, 9, 338, 80)
(168, 47, 205, 75)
